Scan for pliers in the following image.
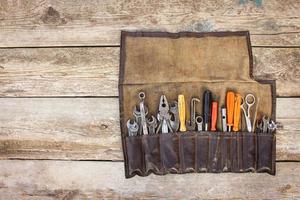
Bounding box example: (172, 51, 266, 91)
(156, 95, 174, 134)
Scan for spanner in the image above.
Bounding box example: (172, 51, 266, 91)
(170, 101, 180, 132)
(195, 116, 203, 131)
(147, 116, 157, 135)
(262, 115, 270, 133)
(127, 119, 139, 136)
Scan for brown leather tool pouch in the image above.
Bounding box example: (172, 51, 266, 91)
(119, 31, 276, 178)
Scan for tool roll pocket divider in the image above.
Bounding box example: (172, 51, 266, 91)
(125, 136, 145, 177)
(142, 134, 162, 174)
(120, 31, 276, 178)
(179, 132, 197, 173)
(257, 133, 276, 174)
(243, 132, 256, 172)
(160, 133, 180, 173)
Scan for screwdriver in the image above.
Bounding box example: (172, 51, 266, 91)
(233, 93, 242, 132)
(178, 94, 187, 132)
(211, 101, 218, 131)
(203, 90, 212, 131)
(226, 91, 235, 132)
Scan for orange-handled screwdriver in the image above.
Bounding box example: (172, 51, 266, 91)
(211, 101, 218, 131)
(226, 91, 235, 132)
(233, 94, 242, 132)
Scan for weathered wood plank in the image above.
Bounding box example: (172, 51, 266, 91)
(253, 48, 300, 96)
(0, 160, 299, 199)
(0, 98, 123, 160)
(0, 0, 299, 47)
(0, 47, 119, 97)
(0, 98, 299, 161)
(0, 47, 299, 97)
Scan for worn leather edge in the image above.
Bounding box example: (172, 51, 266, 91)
(119, 31, 277, 178)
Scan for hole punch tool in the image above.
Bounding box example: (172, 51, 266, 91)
(156, 95, 174, 134)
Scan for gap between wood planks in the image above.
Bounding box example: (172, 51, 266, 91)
(1, 45, 300, 49)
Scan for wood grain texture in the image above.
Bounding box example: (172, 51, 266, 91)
(0, 98, 122, 160)
(253, 48, 300, 96)
(0, 47, 299, 97)
(0, 47, 119, 97)
(0, 160, 299, 199)
(0, 98, 299, 161)
(0, 0, 299, 47)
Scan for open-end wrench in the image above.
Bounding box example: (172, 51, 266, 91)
(147, 116, 157, 135)
(268, 120, 277, 133)
(195, 116, 203, 131)
(262, 115, 270, 133)
(170, 101, 180, 132)
(127, 119, 139, 136)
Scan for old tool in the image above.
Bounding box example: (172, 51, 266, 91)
(256, 116, 277, 133)
(211, 101, 218, 131)
(178, 94, 187, 132)
(138, 92, 148, 135)
(196, 116, 203, 131)
(267, 120, 277, 133)
(156, 95, 173, 134)
(226, 91, 235, 132)
(252, 97, 259, 132)
(233, 93, 242, 132)
(186, 98, 201, 131)
(170, 101, 180, 132)
(241, 93, 256, 132)
(262, 115, 270, 133)
(133, 105, 148, 135)
(221, 107, 227, 132)
(203, 90, 212, 131)
(127, 119, 139, 137)
(147, 116, 157, 135)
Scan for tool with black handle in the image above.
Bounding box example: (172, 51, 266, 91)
(203, 90, 212, 131)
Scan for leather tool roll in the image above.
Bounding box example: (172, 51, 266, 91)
(119, 31, 276, 178)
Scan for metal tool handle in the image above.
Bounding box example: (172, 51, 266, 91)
(221, 108, 227, 132)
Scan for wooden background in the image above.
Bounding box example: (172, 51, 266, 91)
(0, 0, 299, 199)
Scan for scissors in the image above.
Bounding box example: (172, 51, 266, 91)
(240, 93, 256, 132)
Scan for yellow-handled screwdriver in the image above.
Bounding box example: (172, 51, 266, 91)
(178, 94, 186, 132)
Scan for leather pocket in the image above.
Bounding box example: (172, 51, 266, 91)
(179, 132, 196, 173)
(257, 133, 275, 174)
(242, 133, 256, 172)
(125, 136, 144, 176)
(160, 133, 180, 173)
(220, 133, 231, 172)
(143, 134, 161, 174)
(196, 133, 209, 172)
(208, 133, 222, 172)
